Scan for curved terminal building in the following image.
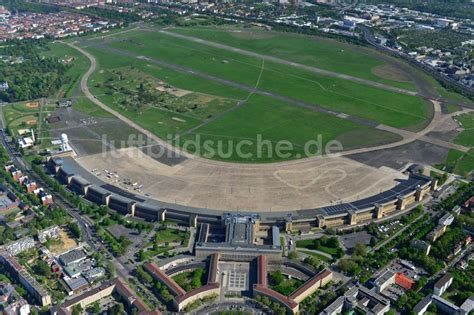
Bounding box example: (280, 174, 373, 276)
(47, 156, 435, 231)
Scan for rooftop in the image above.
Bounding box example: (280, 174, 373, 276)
(59, 249, 87, 266)
(434, 273, 453, 289)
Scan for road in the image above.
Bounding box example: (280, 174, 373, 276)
(428, 243, 473, 283)
(370, 211, 425, 253)
(296, 247, 333, 259)
(196, 299, 262, 315)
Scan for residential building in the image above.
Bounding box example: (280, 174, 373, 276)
(0, 252, 51, 307)
(434, 273, 453, 296)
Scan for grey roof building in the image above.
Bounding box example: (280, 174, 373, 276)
(58, 249, 87, 267)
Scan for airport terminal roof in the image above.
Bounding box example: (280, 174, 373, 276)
(56, 157, 431, 220)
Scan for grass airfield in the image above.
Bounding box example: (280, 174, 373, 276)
(61, 25, 444, 162)
(53, 24, 471, 165)
(41, 24, 473, 211)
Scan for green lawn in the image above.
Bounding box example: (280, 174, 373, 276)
(172, 268, 206, 292)
(269, 271, 303, 296)
(81, 43, 401, 162)
(299, 250, 332, 263)
(69, 28, 438, 163)
(105, 30, 430, 129)
(178, 94, 395, 162)
(454, 112, 474, 147)
(154, 228, 189, 245)
(295, 236, 343, 257)
(86, 46, 248, 100)
(170, 26, 416, 90)
(71, 97, 114, 118)
(437, 149, 473, 177)
(437, 112, 474, 177)
(296, 239, 338, 256)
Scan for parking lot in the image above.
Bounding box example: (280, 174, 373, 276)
(339, 230, 373, 250)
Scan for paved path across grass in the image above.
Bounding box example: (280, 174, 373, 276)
(296, 247, 332, 259)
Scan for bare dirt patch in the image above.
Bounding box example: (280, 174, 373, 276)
(372, 64, 412, 82)
(25, 101, 39, 108)
(49, 230, 78, 255)
(26, 119, 37, 125)
(155, 83, 190, 97)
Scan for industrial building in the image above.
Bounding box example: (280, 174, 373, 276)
(63, 276, 89, 296)
(58, 249, 87, 267)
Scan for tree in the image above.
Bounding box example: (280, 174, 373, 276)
(160, 288, 173, 303)
(369, 237, 377, 247)
(106, 262, 116, 278)
(327, 236, 339, 247)
(288, 251, 299, 260)
(91, 302, 100, 314)
(270, 271, 284, 285)
(136, 266, 153, 284)
(353, 243, 367, 257)
(34, 260, 51, 278)
(304, 256, 322, 271)
(110, 303, 125, 315)
(68, 222, 82, 239)
(261, 296, 271, 306)
(72, 304, 82, 315)
(338, 258, 361, 276)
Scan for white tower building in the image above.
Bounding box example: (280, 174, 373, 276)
(60, 133, 71, 152)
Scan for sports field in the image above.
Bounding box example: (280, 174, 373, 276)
(2, 101, 56, 148)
